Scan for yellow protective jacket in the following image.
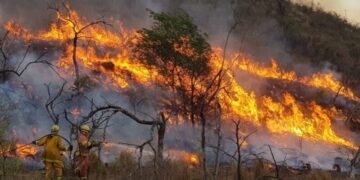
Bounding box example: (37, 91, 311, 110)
(35, 135, 67, 164)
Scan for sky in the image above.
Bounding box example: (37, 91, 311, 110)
(294, 0, 360, 24)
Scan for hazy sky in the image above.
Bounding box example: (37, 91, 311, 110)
(294, 0, 360, 24)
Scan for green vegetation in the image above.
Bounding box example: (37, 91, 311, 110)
(238, 0, 360, 86)
(133, 11, 216, 125)
(233, 0, 360, 131)
(276, 2, 360, 81)
(134, 11, 211, 79)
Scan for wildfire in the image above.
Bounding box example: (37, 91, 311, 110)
(42, 9, 152, 89)
(4, 21, 33, 42)
(71, 108, 81, 119)
(57, 45, 152, 89)
(168, 150, 200, 166)
(186, 154, 200, 166)
(215, 54, 357, 149)
(0, 144, 38, 159)
(235, 56, 359, 102)
(15, 144, 38, 159)
(3, 7, 358, 150)
(102, 142, 114, 148)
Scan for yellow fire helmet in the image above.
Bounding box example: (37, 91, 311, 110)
(51, 124, 60, 132)
(80, 124, 91, 133)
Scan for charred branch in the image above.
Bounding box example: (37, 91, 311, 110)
(208, 123, 257, 180)
(265, 145, 281, 179)
(0, 32, 9, 61)
(45, 82, 67, 124)
(234, 120, 242, 180)
(0, 34, 54, 80)
(213, 101, 222, 179)
(157, 112, 166, 162)
(349, 147, 360, 177)
(83, 103, 167, 167)
(0, 32, 9, 82)
(84, 105, 164, 126)
(49, 1, 109, 80)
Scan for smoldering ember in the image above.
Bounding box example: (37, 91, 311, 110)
(0, 0, 359, 179)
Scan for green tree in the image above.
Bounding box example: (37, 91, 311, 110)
(133, 11, 213, 124)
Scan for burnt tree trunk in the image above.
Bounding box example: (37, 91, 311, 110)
(235, 120, 241, 180)
(157, 113, 166, 162)
(190, 78, 195, 125)
(213, 102, 222, 179)
(200, 111, 207, 180)
(72, 33, 80, 79)
(1, 52, 7, 82)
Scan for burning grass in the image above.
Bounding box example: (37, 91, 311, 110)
(0, 1, 357, 157)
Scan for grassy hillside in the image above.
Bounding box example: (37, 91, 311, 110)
(278, 2, 360, 82)
(231, 0, 360, 131)
(238, 0, 360, 87)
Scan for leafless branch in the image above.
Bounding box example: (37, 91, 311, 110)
(84, 104, 163, 126)
(266, 145, 281, 179)
(45, 82, 67, 124)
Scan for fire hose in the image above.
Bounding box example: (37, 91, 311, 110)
(34, 134, 74, 162)
(2, 134, 73, 159)
(3, 134, 105, 172)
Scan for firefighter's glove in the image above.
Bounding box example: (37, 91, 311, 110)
(31, 140, 37, 145)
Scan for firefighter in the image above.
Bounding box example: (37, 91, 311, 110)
(74, 124, 101, 180)
(32, 124, 73, 180)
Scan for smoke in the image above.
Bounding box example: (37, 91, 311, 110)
(0, 0, 358, 171)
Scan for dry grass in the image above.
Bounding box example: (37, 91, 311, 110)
(1, 152, 357, 180)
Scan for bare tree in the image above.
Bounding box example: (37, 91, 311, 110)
(48, 1, 108, 79)
(266, 145, 281, 179)
(208, 120, 256, 180)
(349, 147, 360, 178)
(44, 80, 168, 174)
(213, 101, 222, 179)
(0, 32, 9, 82)
(0, 32, 54, 82)
(232, 120, 257, 180)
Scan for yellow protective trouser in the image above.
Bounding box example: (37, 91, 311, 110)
(44, 161, 63, 180)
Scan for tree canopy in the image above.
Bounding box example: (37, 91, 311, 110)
(133, 11, 214, 124)
(134, 11, 212, 79)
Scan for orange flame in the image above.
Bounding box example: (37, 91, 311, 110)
(102, 142, 114, 148)
(4, 21, 33, 42)
(0, 144, 38, 159)
(185, 154, 200, 166)
(15, 144, 38, 159)
(3, 8, 358, 150)
(236, 56, 359, 102)
(71, 108, 81, 119)
(215, 53, 356, 149)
